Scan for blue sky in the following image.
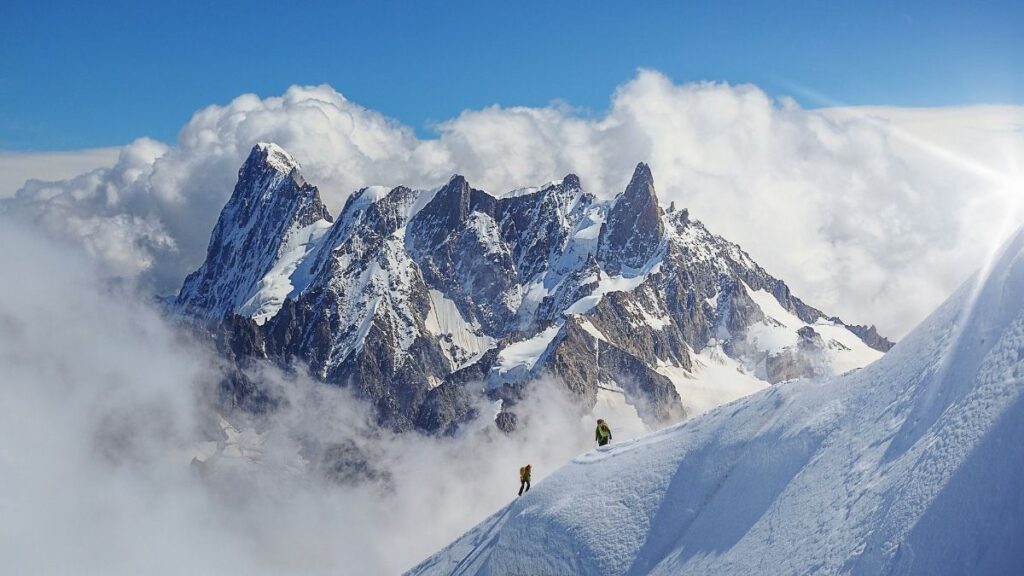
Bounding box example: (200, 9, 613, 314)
(2, 0, 1021, 151)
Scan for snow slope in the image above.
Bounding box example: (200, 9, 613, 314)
(237, 219, 333, 325)
(742, 281, 884, 376)
(656, 345, 768, 417)
(409, 228, 1024, 575)
(488, 325, 562, 386)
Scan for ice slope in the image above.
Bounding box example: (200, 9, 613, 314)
(237, 219, 333, 325)
(409, 228, 1024, 576)
(425, 289, 496, 371)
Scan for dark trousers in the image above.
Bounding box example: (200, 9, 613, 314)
(598, 437, 610, 446)
(518, 480, 530, 496)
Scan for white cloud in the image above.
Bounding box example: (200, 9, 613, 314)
(0, 147, 120, 198)
(3, 71, 1023, 337)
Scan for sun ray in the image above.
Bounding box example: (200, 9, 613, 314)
(775, 77, 1024, 389)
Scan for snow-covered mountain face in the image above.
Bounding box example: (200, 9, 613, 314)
(409, 228, 1024, 576)
(176, 144, 891, 433)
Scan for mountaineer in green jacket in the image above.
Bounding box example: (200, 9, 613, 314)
(595, 419, 612, 446)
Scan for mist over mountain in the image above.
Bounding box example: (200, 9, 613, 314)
(0, 218, 620, 575)
(6, 76, 1021, 343)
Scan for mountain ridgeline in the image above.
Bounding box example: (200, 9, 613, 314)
(176, 143, 893, 433)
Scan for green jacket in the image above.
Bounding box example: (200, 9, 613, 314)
(596, 423, 611, 441)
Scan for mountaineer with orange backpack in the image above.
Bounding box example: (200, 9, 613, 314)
(518, 464, 532, 496)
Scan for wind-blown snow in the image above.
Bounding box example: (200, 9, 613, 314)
(410, 228, 1024, 576)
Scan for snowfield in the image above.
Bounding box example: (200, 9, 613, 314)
(408, 228, 1024, 575)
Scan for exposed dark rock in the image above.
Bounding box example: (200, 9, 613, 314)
(545, 317, 602, 407)
(597, 344, 686, 426)
(415, 381, 479, 436)
(319, 439, 395, 490)
(846, 324, 896, 352)
(407, 178, 521, 335)
(495, 411, 518, 433)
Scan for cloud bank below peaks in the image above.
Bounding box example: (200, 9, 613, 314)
(5, 70, 1024, 337)
(0, 219, 604, 575)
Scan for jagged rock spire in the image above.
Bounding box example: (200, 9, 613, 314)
(596, 162, 665, 275)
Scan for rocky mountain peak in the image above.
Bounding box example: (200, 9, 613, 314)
(445, 173, 469, 191)
(407, 175, 472, 251)
(175, 143, 332, 321)
(249, 142, 300, 176)
(407, 175, 501, 254)
(230, 143, 319, 210)
(845, 323, 895, 352)
(596, 162, 665, 275)
(561, 173, 581, 190)
(629, 161, 654, 187)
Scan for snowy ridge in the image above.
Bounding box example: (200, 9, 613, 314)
(409, 227, 1024, 576)
(739, 280, 884, 378)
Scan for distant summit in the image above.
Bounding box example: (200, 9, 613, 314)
(176, 144, 332, 323)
